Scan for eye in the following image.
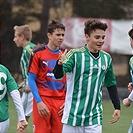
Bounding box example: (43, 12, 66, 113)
(102, 36, 105, 39)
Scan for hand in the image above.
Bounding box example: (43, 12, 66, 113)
(58, 103, 64, 116)
(58, 49, 67, 65)
(24, 84, 31, 93)
(18, 81, 24, 88)
(17, 120, 28, 133)
(128, 82, 133, 93)
(37, 101, 50, 117)
(110, 109, 120, 124)
(122, 98, 131, 107)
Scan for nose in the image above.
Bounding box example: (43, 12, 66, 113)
(99, 38, 104, 43)
(59, 36, 64, 40)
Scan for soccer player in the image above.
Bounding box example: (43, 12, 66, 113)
(122, 27, 133, 133)
(13, 25, 35, 131)
(0, 64, 28, 133)
(53, 18, 121, 133)
(28, 20, 66, 133)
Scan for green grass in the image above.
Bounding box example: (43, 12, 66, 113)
(7, 97, 33, 133)
(7, 98, 132, 133)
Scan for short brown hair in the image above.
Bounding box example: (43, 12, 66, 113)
(84, 18, 108, 36)
(47, 20, 65, 34)
(13, 25, 32, 41)
(128, 29, 133, 39)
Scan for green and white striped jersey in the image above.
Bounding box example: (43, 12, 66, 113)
(0, 64, 19, 121)
(20, 42, 35, 89)
(62, 45, 116, 126)
(129, 56, 133, 82)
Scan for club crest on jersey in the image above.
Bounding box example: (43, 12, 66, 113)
(102, 65, 106, 70)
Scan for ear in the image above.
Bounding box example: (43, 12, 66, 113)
(47, 33, 51, 39)
(85, 34, 90, 40)
(20, 34, 25, 40)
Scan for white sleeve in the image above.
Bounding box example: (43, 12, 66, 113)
(10, 90, 26, 121)
(128, 90, 133, 101)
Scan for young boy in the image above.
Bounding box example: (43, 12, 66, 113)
(53, 18, 120, 133)
(28, 20, 66, 133)
(0, 64, 28, 133)
(13, 24, 35, 132)
(122, 27, 133, 133)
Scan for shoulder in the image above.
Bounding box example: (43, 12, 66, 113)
(0, 64, 10, 77)
(129, 56, 133, 64)
(33, 45, 46, 53)
(31, 45, 46, 56)
(0, 64, 8, 71)
(130, 56, 133, 61)
(25, 42, 35, 50)
(68, 46, 85, 55)
(100, 50, 111, 58)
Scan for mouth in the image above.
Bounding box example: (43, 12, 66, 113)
(58, 41, 63, 44)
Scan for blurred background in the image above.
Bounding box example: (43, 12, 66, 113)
(1, 0, 133, 99)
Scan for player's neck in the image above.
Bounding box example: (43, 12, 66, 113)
(22, 41, 30, 48)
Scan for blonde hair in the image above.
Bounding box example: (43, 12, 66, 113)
(14, 25, 32, 41)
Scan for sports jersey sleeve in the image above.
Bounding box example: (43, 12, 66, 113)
(28, 72, 42, 103)
(62, 50, 75, 74)
(21, 44, 34, 86)
(10, 90, 26, 121)
(104, 58, 116, 87)
(107, 85, 120, 110)
(28, 52, 40, 74)
(53, 60, 63, 79)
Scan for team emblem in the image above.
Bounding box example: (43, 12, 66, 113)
(102, 65, 106, 70)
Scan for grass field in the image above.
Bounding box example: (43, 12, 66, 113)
(7, 98, 132, 133)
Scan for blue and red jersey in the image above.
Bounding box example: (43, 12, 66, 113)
(28, 45, 66, 99)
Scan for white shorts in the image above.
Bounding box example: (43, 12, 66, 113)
(62, 124, 102, 133)
(22, 91, 33, 117)
(0, 119, 10, 133)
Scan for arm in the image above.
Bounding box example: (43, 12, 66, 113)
(28, 72, 50, 117)
(122, 89, 133, 107)
(28, 72, 42, 103)
(107, 85, 120, 124)
(53, 49, 68, 79)
(53, 60, 64, 79)
(10, 90, 28, 131)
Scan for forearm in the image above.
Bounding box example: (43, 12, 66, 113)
(107, 85, 121, 110)
(10, 90, 25, 121)
(53, 60, 64, 79)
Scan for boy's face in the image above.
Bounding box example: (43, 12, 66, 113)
(86, 29, 105, 53)
(130, 37, 133, 49)
(13, 31, 24, 47)
(47, 28, 65, 49)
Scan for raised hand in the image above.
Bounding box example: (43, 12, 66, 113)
(58, 49, 67, 65)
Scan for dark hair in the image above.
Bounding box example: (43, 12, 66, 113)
(128, 29, 133, 39)
(47, 20, 65, 34)
(84, 18, 108, 36)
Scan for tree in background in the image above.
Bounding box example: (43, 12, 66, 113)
(1, 0, 133, 84)
(73, 0, 133, 19)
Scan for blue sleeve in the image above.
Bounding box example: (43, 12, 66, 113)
(28, 72, 42, 103)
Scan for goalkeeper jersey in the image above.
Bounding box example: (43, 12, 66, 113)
(62, 45, 116, 126)
(0, 65, 19, 122)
